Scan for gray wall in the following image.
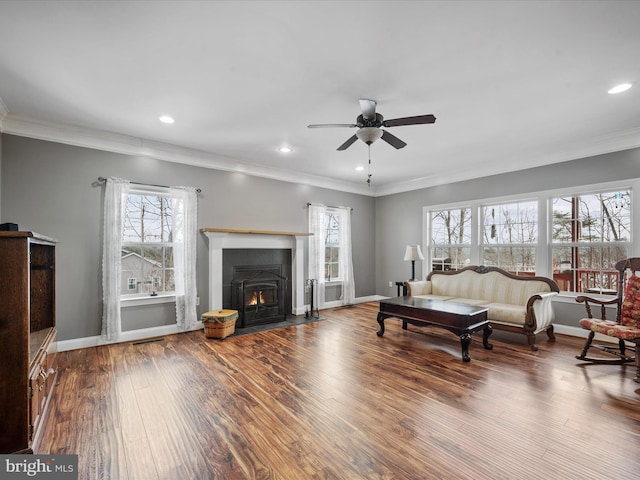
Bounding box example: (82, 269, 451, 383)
(375, 147, 640, 327)
(3, 131, 639, 340)
(0, 134, 376, 341)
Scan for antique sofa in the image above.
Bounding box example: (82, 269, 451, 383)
(405, 266, 559, 350)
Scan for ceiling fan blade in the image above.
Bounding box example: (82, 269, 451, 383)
(381, 130, 407, 149)
(307, 123, 357, 128)
(382, 114, 436, 127)
(359, 99, 377, 121)
(337, 134, 358, 151)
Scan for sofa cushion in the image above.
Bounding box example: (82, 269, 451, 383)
(485, 302, 527, 326)
(407, 280, 431, 296)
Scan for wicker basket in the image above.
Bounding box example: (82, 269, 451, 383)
(202, 309, 238, 339)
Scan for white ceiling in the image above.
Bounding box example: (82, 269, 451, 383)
(1, 0, 639, 196)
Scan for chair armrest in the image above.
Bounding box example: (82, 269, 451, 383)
(575, 295, 618, 320)
(405, 280, 431, 296)
(575, 295, 619, 305)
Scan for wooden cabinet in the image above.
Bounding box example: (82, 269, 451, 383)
(0, 231, 57, 453)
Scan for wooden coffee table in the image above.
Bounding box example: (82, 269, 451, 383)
(377, 296, 493, 362)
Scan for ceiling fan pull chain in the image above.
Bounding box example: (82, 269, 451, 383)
(367, 144, 372, 187)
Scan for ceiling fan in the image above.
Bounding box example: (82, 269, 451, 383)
(307, 99, 436, 151)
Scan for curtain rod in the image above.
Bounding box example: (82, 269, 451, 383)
(306, 202, 353, 211)
(97, 177, 201, 194)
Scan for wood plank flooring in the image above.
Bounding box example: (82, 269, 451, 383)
(37, 302, 640, 479)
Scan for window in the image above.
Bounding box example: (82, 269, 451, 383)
(308, 203, 355, 307)
(551, 190, 631, 293)
(424, 181, 636, 294)
(482, 200, 537, 274)
(121, 192, 175, 297)
(429, 207, 472, 270)
(324, 211, 340, 281)
(102, 177, 198, 341)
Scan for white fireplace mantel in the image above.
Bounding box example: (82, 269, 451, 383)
(202, 228, 311, 315)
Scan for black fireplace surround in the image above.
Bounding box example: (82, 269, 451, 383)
(222, 249, 292, 328)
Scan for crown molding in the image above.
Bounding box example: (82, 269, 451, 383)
(2, 111, 639, 198)
(374, 126, 640, 196)
(0, 113, 375, 196)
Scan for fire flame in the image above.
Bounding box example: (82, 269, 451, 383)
(248, 290, 266, 306)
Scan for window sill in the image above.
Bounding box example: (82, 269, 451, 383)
(324, 280, 343, 286)
(121, 294, 176, 307)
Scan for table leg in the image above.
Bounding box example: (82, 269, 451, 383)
(482, 324, 493, 350)
(460, 333, 471, 362)
(376, 313, 386, 337)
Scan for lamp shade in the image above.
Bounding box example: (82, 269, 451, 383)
(404, 244, 424, 261)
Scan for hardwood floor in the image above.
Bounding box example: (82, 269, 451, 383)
(37, 302, 640, 479)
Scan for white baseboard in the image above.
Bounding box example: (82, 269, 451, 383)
(320, 295, 387, 309)
(57, 303, 619, 353)
(57, 323, 203, 352)
(552, 323, 619, 344)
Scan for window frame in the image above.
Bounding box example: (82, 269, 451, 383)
(550, 188, 632, 295)
(427, 205, 474, 271)
(120, 185, 177, 303)
(480, 198, 539, 274)
(423, 178, 640, 298)
(324, 208, 342, 282)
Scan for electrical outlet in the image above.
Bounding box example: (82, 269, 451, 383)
(196, 297, 200, 306)
(388, 281, 393, 288)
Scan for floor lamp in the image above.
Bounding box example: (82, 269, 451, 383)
(404, 245, 424, 281)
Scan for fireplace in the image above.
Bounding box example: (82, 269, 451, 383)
(222, 248, 292, 328)
(202, 229, 309, 318)
(231, 265, 287, 327)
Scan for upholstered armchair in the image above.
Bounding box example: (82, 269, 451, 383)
(575, 258, 640, 383)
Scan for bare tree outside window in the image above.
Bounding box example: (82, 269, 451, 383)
(121, 193, 175, 296)
(427, 188, 632, 292)
(482, 200, 537, 274)
(552, 191, 630, 293)
(324, 212, 340, 281)
(430, 207, 471, 271)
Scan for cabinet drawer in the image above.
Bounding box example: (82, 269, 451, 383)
(28, 354, 46, 438)
(28, 329, 57, 443)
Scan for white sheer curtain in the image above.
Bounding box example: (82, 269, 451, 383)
(101, 177, 130, 341)
(308, 203, 327, 308)
(172, 186, 199, 330)
(308, 203, 355, 308)
(337, 206, 355, 305)
(101, 178, 198, 341)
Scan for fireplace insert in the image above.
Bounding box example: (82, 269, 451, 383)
(231, 266, 287, 327)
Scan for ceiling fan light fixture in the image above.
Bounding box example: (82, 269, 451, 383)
(356, 127, 383, 145)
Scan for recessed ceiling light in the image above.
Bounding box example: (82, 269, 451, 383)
(278, 146, 292, 153)
(608, 83, 632, 94)
(355, 165, 364, 171)
(159, 115, 175, 124)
